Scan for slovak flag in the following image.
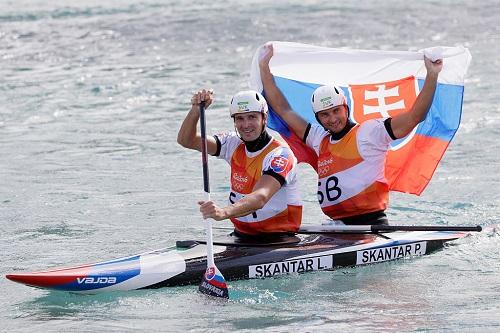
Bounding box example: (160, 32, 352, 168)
(250, 41, 471, 195)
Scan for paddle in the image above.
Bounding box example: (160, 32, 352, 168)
(212, 224, 482, 234)
(298, 224, 482, 234)
(197, 102, 229, 299)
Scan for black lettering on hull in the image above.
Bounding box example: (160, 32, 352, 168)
(356, 242, 427, 265)
(249, 255, 334, 278)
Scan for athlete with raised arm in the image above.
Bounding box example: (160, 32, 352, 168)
(259, 44, 443, 225)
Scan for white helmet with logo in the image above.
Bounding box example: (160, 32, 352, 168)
(311, 85, 346, 113)
(229, 90, 268, 117)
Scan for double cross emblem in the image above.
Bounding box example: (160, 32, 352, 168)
(350, 76, 418, 123)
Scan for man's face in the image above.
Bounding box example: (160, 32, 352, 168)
(316, 105, 349, 133)
(233, 112, 265, 141)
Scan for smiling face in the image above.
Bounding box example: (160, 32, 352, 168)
(233, 112, 266, 142)
(316, 105, 349, 133)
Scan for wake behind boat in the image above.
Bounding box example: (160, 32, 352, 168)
(5, 225, 480, 294)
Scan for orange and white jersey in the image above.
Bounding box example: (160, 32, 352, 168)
(214, 132, 302, 235)
(305, 119, 393, 219)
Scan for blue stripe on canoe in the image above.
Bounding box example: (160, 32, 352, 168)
(54, 255, 142, 291)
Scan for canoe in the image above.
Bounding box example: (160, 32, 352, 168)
(6, 226, 476, 294)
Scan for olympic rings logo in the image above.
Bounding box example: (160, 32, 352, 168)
(318, 166, 329, 177)
(233, 183, 245, 191)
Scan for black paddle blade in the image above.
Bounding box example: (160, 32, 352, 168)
(199, 266, 229, 299)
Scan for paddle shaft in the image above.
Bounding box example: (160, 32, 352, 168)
(199, 102, 215, 267)
(371, 225, 481, 232)
(298, 224, 482, 234)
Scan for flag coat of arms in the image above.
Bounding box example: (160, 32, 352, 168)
(250, 41, 471, 195)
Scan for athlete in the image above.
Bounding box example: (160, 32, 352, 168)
(177, 89, 302, 236)
(258, 43, 443, 225)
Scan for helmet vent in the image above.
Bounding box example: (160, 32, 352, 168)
(334, 87, 339, 94)
(312, 94, 315, 102)
(255, 93, 260, 101)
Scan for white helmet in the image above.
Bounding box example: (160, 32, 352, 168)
(311, 85, 346, 113)
(229, 90, 268, 117)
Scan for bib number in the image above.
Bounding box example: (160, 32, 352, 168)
(317, 176, 342, 204)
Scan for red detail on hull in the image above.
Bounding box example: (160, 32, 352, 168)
(6, 265, 92, 288)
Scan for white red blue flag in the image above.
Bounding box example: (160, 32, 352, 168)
(250, 41, 471, 195)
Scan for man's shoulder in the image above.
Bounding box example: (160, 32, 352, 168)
(357, 118, 388, 135)
(357, 118, 393, 147)
(215, 131, 241, 143)
(310, 123, 328, 133)
(307, 123, 329, 141)
(214, 131, 244, 160)
(262, 140, 296, 164)
(268, 143, 294, 158)
(359, 118, 385, 127)
(263, 144, 297, 178)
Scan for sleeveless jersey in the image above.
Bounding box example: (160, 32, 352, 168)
(214, 132, 302, 235)
(305, 119, 393, 219)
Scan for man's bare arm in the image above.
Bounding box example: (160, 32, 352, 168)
(198, 174, 281, 220)
(177, 89, 218, 155)
(391, 57, 443, 139)
(259, 44, 309, 140)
